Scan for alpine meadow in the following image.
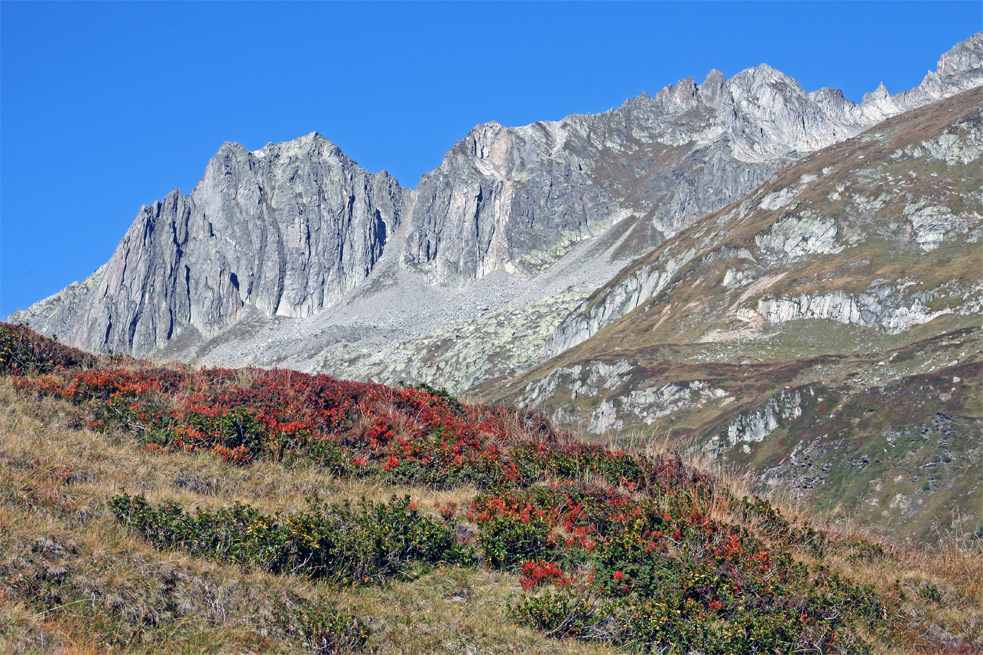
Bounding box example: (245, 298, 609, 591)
(3, 18, 982, 655)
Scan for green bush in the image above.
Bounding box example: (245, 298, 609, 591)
(110, 492, 472, 584)
(509, 590, 599, 639)
(213, 406, 266, 455)
(478, 516, 554, 568)
(275, 598, 370, 654)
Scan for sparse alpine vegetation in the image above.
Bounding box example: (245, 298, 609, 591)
(2, 322, 981, 654)
(486, 86, 983, 544)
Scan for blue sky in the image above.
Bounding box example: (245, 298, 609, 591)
(1, 1, 979, 318)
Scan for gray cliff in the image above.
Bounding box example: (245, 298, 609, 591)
(14, 134, 404, 356)
(11, 33, 983, 383)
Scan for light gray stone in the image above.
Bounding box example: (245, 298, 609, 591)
(12, 33, 983, 388)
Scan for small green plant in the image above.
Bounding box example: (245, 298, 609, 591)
(214, 406, 266, 455)
(509, 590, 599, 639)
(275, 598, 370, 654)
(478, 517, 554, 569)
(409, 382, 465, 415)
(919, 583, 943, 603)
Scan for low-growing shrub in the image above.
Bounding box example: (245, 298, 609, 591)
(509, 590, 600, 640)
(480, 481, 889, 654)
(479, 517, 555, 568)
(110, 493, 472, 583)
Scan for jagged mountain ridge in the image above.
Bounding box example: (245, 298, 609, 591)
(307, 32, 983, 392)
(479, 86, 983, 542)
(12, 33, 983, 388)
(404, 32, 983, 284)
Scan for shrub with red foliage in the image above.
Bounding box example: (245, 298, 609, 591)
(4, 327, 574, 484)
(2, 324, 905, 654)
(519, 560, 570, 590)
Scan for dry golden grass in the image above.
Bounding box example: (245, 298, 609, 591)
(614, 427, 983, 655)
(3, 378, 981, 654)
(0, 380, 617, 654)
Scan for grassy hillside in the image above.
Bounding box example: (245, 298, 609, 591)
(1, 323, 981, 654)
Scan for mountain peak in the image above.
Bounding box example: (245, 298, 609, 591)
(937, 31, 983, 77)
(217, 140, 249, 155)
(297, 130, 331, 147)
(699, 69, 726, 104)
(246, 131, 348, 164)
(732, 62, 801, 88)
(702, 69, 726, 86)
(653, 76, 697, 106)
(861, 81, 891, 105)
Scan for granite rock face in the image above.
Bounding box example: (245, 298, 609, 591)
(545, 81, 983, 359)
(14, 134, 405, 356)
(405, 120, 618, 282)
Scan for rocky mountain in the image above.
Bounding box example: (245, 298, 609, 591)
(11, 33, 983, 398)
(480, 86, 983, 542)
(405, 31, 983, 286)
(308, 32, 982, 392)
(15, 135, 405, 356)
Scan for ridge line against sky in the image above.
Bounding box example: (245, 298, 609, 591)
(1, 1, 980, 318)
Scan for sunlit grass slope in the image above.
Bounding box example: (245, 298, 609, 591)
(1, 323, 980, 654)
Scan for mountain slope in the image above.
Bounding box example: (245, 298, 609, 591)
(2, 323, 981, 653)
(481, 86, 983, 542)
(12, 34, 983, 388)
